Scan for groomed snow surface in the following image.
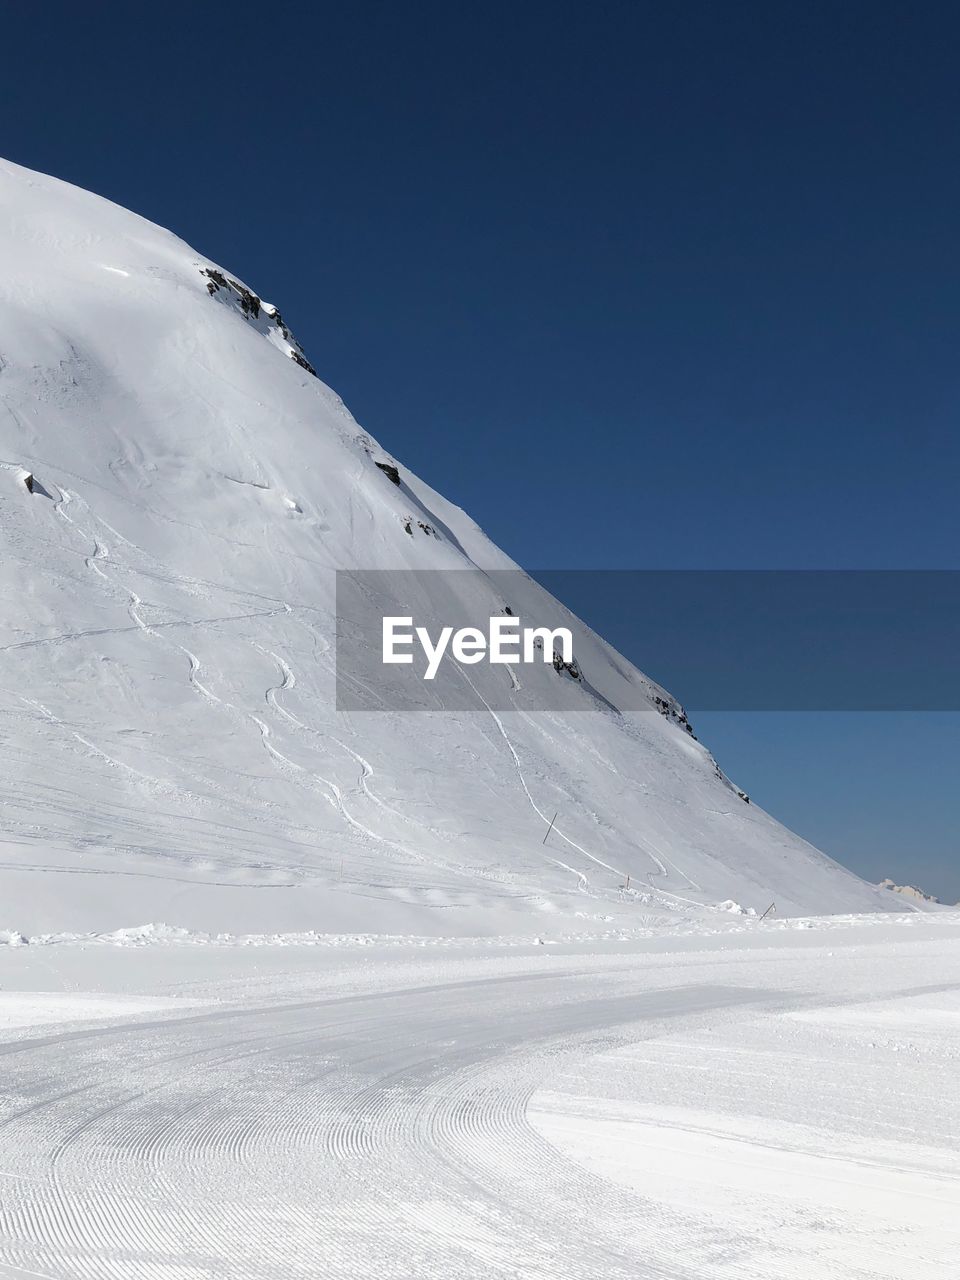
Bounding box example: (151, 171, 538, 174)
(0, 914, 957, 1279)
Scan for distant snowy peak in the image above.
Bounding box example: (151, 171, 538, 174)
(878, 879, 942, 905)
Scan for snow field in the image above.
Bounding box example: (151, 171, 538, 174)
(0, 915, 956, 1277)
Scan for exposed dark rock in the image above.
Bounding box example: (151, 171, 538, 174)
(200, 267, 317, 377)
(398, 511, 439, 538)
(204, 268, 228, 296)
(203, 267, 260, 318)
(552, 649, 582, 681)
(652, 693, 697, 739)
(376, 461, 401, 486)
(290, 350, 317, 375)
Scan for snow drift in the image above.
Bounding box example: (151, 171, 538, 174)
(0, 157, 902, 935)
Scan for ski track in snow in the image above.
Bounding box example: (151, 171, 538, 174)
(457, 669, 698, 906)
(458, 670, 608, 890)
(46, 487, 441, 890)
(1, 397, 904, 926)
(462, 676, 706, 911)
(59, 489, 475, 895)
(16, 474, 807, 927)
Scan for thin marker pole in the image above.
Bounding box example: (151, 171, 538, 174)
(542, 812, 558, 845)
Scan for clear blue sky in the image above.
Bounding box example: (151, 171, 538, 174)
(4, 2, 958, 898)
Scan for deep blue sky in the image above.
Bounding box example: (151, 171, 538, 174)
(4, 2, 958, 898)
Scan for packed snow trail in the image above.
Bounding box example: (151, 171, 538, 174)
(0, 972, 767, 1279)
(1, 917, 959, 1279)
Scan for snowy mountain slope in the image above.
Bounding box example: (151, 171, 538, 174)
(0, 156, 903, 935)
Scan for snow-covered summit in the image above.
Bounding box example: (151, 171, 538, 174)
(0, 157, 903, 935)
(879, 879, 942, 904)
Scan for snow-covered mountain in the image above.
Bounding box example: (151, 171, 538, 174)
(0, 157, 901, 936)
(879, 879, 942, 905)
